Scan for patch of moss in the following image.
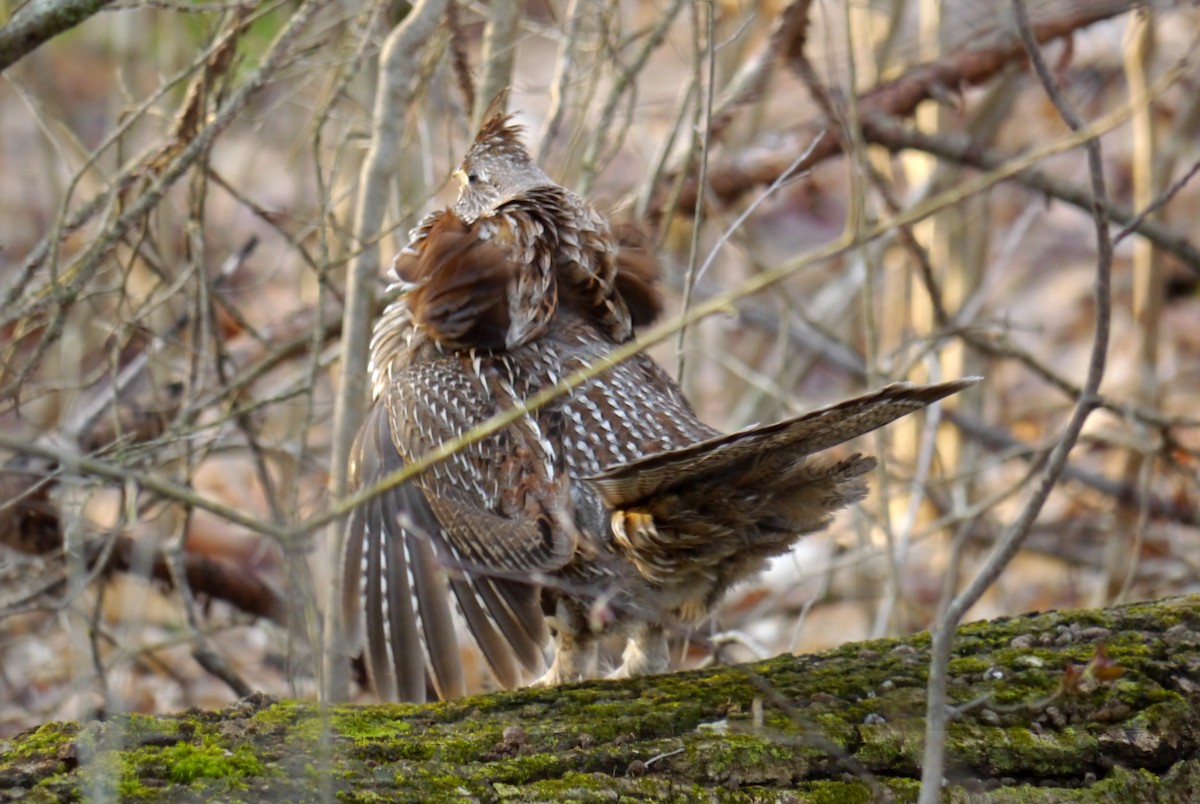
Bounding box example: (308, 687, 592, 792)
(497, 769, 626, 800)
(944, 721, 1102, 779)
(387, 767, 476, 799)
(335, 708, 415, 742)
(982, 656, 1061, 706)
(119, 735, 266, 794)
(805, 711, 858, 749)
(250, 699, 304, 726)
(118, 713, 184, 754)
(960, 766, 1164, 802)
(947, 656, 993, 678)
(171, 741, 263, 784)
(682, 732, 799, 787)
(856, 722, 922, 774)
(467, 749, 580, 786)
(116, 760, 158, 801)
(9, 721, 80, 759)
(796, 778, 915, 804)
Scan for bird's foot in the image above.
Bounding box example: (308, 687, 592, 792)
(608, 623, 668, 679)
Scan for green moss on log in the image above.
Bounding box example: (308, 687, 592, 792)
(1, 595, 1198, 801)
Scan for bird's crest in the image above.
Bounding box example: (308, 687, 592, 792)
(469, 112, 529, 163)
(466, 90, 530, 165)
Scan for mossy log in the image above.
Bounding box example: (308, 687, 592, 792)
(3, 596, 1200, 802)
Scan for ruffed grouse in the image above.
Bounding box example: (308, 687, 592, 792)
(341, 110, 975, 701)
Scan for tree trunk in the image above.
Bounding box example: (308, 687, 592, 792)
(3, 595, 1199, 802)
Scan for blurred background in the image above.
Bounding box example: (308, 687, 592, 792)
(1, 0, 1198, 734)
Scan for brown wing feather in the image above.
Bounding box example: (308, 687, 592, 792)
(346, 353, 579, 695)
(397, 212, 524, 350)
(407, 526, 466, 699)
(347, 402, 558, 696)
(345, 406, 453, 701)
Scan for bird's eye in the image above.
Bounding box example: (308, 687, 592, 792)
(466, 172, 480, 184)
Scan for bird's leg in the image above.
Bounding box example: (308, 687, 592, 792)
(608, 622, 668, 679)
(532, 600, 598, 687)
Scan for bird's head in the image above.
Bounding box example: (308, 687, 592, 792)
(452, 112, 551, 222)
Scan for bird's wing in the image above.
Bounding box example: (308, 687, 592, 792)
(395, 209, 557, 350)
(344, 360, 577, 701)
(343, 404, 462, 701)
(584, 378, 979, 508)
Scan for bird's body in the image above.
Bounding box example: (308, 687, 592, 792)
(341, 110, 975, 702)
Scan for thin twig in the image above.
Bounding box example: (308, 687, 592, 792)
(578, 0, 685, 195)
(674, 0, 717, 380)
(472, 0, 522, 128)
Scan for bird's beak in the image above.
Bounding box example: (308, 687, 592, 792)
(452, 169, 468, 187)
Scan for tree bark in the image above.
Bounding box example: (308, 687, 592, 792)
(3, 595, 1199, 801)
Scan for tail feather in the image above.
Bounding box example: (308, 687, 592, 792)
(585, 378, 978, 508)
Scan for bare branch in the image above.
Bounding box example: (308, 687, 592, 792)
(657, 0, 1145, 222)
(0, 0, 117, 73)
